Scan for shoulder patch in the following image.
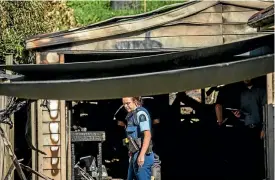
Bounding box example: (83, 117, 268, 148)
(139, 114, 147, 122)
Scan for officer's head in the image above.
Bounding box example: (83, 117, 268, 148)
(243, 79, 253, 86)
(122, 97, 142, 112)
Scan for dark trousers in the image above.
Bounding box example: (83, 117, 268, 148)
(239, 126, 265, 180)
(217, 124, 265, 180)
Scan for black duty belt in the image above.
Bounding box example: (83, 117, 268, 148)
(246, 123, 261, 129)
(123, 137, 153, 154)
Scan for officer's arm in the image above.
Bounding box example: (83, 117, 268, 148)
(215, 89, 225, 123)
(117, 120, 126, 127)
(137, 111, 152, 156)
(260, 88, 267, 106)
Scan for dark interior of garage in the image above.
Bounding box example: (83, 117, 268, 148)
(68, 76, 267, 180)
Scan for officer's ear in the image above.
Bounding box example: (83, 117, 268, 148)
(132, 97, 139, 107)
(134, 101, 139, 107)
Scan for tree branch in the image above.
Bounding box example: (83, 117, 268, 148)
(20, 163, 53, 180)
(0, 126, 27, 180)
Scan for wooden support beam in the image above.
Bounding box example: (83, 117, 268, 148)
(35, 53, 44, 180)
(59, 54, 67, 180)
(0, 92, 5, 179)
(31, 101, 37, 180)
(5, 55, 14, 151)
(33, 52, 67, 180)
(0, 55, 14, 180)
(266, 73, 274, 105)
(66, 102, 72, 180)
(265, 73, 274, 180)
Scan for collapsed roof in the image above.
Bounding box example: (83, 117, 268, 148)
(0, 0, 273, 100)
(0, 35, 273, 100)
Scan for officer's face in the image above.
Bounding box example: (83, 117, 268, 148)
(122, 97, 137, 112)
(243, 79, 252, 86)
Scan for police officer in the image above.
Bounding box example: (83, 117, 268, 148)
(231, 79, 266, 179)
(122, 97, 154, 180)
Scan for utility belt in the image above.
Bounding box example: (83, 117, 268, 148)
(123, 136, 153, 154)
(245, 123, 262, 129)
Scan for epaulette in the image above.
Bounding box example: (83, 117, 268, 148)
(136, 106, 145, 113)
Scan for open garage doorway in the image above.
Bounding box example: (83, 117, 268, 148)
(68, 75, 267, 180)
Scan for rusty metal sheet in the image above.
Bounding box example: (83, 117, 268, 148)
(0, 54, 273, 100)
(25, 1, 217, 50)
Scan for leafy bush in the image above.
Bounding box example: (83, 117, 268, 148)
(0, 1, 76, 64)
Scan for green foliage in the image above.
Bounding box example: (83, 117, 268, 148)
(0, 1, 76, 64)
(67, 0, 185, 26)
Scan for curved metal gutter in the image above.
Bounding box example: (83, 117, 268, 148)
(2, 34, 273, 76)
(0, 54, 273, 100)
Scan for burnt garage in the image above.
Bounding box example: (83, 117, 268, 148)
(0, 1, 274, 180)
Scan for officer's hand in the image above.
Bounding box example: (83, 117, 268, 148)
(137, 154, 145, 167)
(260, 130, 265, 139)
(117, 120, 126, 127)
(217, 120, 223, 126)
(232, 110, 241, 118)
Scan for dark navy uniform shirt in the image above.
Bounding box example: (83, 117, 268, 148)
(240, 86, 266, 126)
(215, 83, 242, 120)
